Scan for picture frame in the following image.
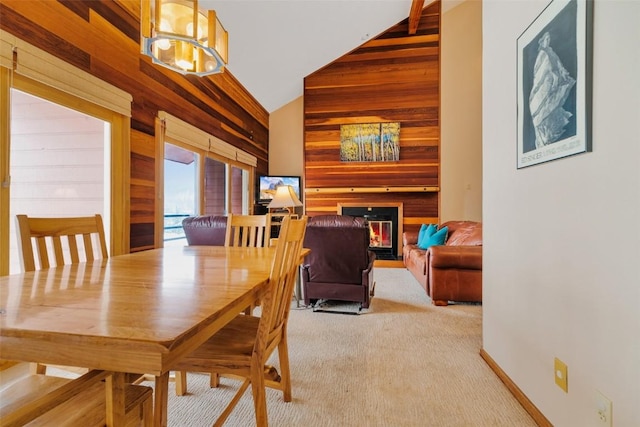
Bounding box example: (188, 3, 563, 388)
(340, 122, 400, 162)
(516, 0, 593, 169)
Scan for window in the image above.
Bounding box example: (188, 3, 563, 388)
(7, 89, 109, 274)
(164, 143, 199, 244)
(0, 34, 131, 275)
(157, 112, 256, 246)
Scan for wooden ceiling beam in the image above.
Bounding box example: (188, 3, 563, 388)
(408, 0, 425, 35)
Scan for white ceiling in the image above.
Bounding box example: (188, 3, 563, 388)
(202, 0, 459, 113)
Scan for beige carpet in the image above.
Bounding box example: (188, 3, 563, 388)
(152, 268, 537, 426)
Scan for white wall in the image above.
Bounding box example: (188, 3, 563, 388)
(268, 96, 304, 178)
(483, 1, 640, 426)
(441, 0, 483, 222)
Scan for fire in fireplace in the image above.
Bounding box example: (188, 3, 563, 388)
(339, 205, 401, 260)
(369, 219, 393, 248)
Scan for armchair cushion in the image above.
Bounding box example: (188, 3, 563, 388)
(445, 222, 482, 246)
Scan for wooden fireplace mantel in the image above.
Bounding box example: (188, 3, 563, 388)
(305, 186, 438, 194)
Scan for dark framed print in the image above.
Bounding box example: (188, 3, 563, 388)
(517, 0, 593, 169)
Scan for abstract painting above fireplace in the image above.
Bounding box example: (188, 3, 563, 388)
(339, 122, 400, 163)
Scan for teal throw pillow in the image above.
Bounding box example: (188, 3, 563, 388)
(417, 226, 448, 250)
(417, 224, 428, 242)
(417, 223, 437, 244)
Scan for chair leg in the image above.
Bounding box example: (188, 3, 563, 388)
(175, 371, 187, 396)
(276, 336, 292, 402)
(213, 379, 251, 427)
(142, 393, 153, 427)
(250, 363, 268, 427)
(210, 372, 220, 388)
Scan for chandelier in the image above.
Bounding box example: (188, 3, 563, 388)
(141, 0, 228, 76)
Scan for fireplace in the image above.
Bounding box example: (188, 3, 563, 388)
(339, 203, 403, 260)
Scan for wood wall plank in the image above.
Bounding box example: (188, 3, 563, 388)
(1, 0, 269, 252)
(303, 1, 441, 230)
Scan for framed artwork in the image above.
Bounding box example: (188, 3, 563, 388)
(340, 122, 400, 162)
(516, 0, 593, 169)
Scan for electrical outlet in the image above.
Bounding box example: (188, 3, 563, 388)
(596, 390, 613, 427)
(554, 358, 568, 392)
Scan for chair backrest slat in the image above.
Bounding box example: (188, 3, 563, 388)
(52, 236, 66, 265)
(15, 214, 108, 272)
(82, 234, 94, 262)
(68, 235, 80, 263)
(224, 214, 271, 248)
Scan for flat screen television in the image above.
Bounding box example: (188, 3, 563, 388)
(257, 175, 302, 205)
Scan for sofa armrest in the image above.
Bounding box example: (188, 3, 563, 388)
(427, 245, 482, 270)
(403, 231, 419, 246)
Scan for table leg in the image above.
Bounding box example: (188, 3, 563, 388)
(154, 372, 170, 427)
(106, 372, 126, 427)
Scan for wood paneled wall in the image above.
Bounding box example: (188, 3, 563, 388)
(0, 0, 268, 252)
(303, 1, 441, 233)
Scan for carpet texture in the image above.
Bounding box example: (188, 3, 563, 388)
(151, 268, 537, 426)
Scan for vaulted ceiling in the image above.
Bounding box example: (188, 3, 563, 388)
(201, 0, 461, 113)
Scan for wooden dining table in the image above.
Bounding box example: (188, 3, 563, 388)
(0, 245, 286, 426)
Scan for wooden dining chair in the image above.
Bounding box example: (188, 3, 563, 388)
(172, 215, 308, 427)
(224, 213, 272, 248)
(0, 368, 153, 427)
(14, 214, 108, 376)
(227, 213, 273, 316)
(15, 214, 109, 272)
(175, 213, 274, 394)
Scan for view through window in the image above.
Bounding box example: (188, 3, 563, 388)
(9, 89, 108, 274)
(164, 143, 198, 244)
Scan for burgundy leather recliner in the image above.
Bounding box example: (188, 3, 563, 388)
(182, 215, 228, 246)
(301, 215, 376, 309)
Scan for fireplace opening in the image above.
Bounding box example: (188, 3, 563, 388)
(340, 205, 401, 260)
(369, 218, 393, 249)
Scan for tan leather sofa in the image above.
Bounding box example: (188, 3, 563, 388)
(402, 221, 482, 306)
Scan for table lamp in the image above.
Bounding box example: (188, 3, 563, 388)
(267, 185, 302, 214)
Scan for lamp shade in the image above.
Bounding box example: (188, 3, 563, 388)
(267, 185, 303, 211)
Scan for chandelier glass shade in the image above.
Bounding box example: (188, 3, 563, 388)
(141, 0, 228, 76)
